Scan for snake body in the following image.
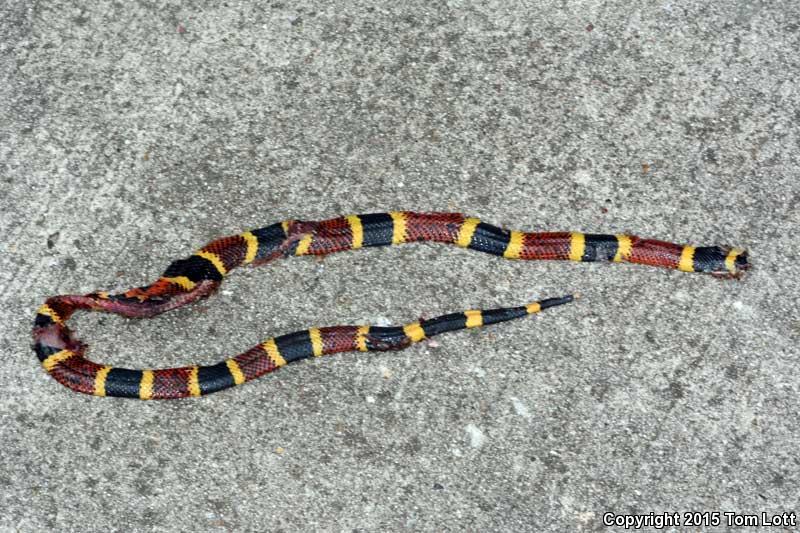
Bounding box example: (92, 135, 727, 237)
(32, 211, 749, 400)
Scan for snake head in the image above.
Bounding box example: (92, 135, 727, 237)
(709, 247, 750, 279)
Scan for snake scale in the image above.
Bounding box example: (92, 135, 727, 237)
(32, 211, 749, 400)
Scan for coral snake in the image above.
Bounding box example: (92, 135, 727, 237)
(32, 211, 749, 400)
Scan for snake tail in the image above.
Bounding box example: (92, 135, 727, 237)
(33, 295, 574, 399)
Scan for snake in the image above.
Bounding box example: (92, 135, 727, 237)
(32, 211, 750, 400)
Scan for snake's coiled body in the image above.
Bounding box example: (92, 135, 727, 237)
(32, 211, 749, 399)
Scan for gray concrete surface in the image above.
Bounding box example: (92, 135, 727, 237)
(1, 1, 798, 531)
